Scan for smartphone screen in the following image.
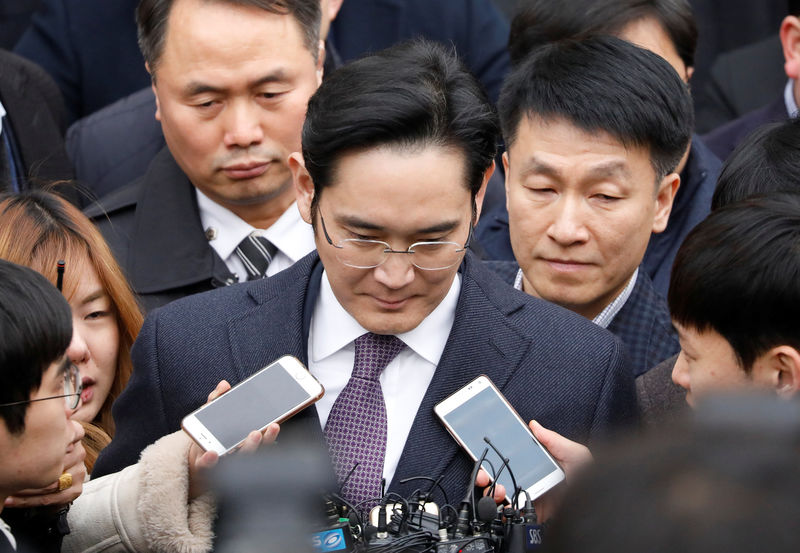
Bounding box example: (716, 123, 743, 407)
(183, 356, 324, 453)
(436, 376, 564, 501)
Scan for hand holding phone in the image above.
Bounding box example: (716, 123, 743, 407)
(182, 356, 324, 456)
(435, 375, 565, 504)
(186, 380, 283, 500)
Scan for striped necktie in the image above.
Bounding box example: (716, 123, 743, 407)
(235, 232, 278, 280)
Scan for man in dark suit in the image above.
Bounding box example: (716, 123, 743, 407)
(0, 49, 75, 202)
(479, 0, 721, 299)
(84, 0, 325, 313)
(703, 3, 800, 161)
(92, 41, 636, 512)
(67, 0, 511, 206)
(487, 36, 687, 378)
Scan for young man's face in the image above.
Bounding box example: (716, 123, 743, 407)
(669, 322, 792, 407)
(505, 116, 677, 319)
(295, 144, 487, 335)
(152, 0, 323, 224)
(0, 358, 74, 495)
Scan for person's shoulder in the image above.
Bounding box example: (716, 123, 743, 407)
(702, 96, 786, 161)
(466, 255, 619, 353)
(83, 176, 142, 219)
(482, 259, 518, 285)
(150, 254, 319, 323)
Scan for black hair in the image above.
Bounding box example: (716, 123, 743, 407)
(509, 0, 697, 70)
(137, 0, 321, 73)
(498, 35, 692, 180)
(0, 259, 72, 434)
(790, 0, 800, 16)
(712, 118, 800, 210)
(302, 39, 499, 218)
(669, 193, 800, 370)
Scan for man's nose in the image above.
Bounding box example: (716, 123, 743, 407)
(223, 101, 265, 148)
(671, 352, 691, 392)
(546, 196, 590, 245)
(373, 252, 415, 289)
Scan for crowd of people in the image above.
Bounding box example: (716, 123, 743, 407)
(1, 1, 799, 552)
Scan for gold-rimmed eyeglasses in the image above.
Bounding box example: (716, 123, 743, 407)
(319, 211, 472, 271)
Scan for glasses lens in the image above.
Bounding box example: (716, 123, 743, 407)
(410, 242, 463, 270)
(337, 240, 389, 269)
(65, 364, 81, 409)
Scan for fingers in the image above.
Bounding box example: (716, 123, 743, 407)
(237, 423, 280, 454)
(195, 450, 219, 471)
(483, 482, 507, 504)
(206, 380, 231, 403)
(6, 462, 86, 508)
(475, 468, 491, 488)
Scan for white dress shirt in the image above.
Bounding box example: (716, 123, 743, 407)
(196, 189, 316, 281)
(785, 78, 798, 117)
(308, 270, 461, 487)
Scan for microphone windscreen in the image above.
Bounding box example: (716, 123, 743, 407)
(477, 496, 498, 523)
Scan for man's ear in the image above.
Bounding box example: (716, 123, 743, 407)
(756, 346, 800, 399)
(502, 151, 510, 212)
(327, 0, 344, 22)
(781, 16, 800, 80)
(147, 63, 162, 122)
(652, 172, 680, 234)
(473, 160, 495, 223)
(289, 152, 314, 225)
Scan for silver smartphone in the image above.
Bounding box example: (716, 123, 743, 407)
(182, 355, 324, 455)
(434, 375, 565, 502)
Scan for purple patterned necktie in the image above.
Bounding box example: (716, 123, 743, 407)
(324, 332, 406, 509)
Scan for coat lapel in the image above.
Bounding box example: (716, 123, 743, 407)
(390, 255, 532, 498)
(225, 254, 324, 442)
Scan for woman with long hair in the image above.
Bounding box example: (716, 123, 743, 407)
(0, 189, 143, 470)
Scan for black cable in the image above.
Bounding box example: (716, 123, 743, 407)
(398, 475, 450, 506)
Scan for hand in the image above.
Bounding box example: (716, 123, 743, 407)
(528, 420, 592, 522)
(187, 380, 280, 500)
(5, 420, 87, 509)
(475, 468, 506, 504)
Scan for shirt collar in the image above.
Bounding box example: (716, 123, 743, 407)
(513, 266, 637, 328)
(311, 270, 461, 366)
(196, 188, 312, 263)
(785, 79, 798, 117)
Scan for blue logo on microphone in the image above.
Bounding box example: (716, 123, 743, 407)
(311, 528, 346, 552)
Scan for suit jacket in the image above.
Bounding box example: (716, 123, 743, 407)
(635, 354, 688, 428)
(485, 261, 678, 377)
(13, 0, 146, 123)
(93, 251, 637, 505)
(695, 35, 785, 134)
(702, 95, 787, 162)
(0, 48, 76, 202)
(641, 136, 720, 298)
(84, 146, 237, 314)
(476, 135, 720, 299)
(329, 0, 510, 103)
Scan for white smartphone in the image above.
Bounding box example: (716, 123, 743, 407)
(434, 375, 565, 502)
(182, 355, 324, 455)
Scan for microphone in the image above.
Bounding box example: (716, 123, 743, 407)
(483, 436, 520, 505)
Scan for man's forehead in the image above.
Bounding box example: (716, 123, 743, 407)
(159, 0, 314, 68)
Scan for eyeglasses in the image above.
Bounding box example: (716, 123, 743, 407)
(319, 211, 472, 271)
(0, 363, 82, 410)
